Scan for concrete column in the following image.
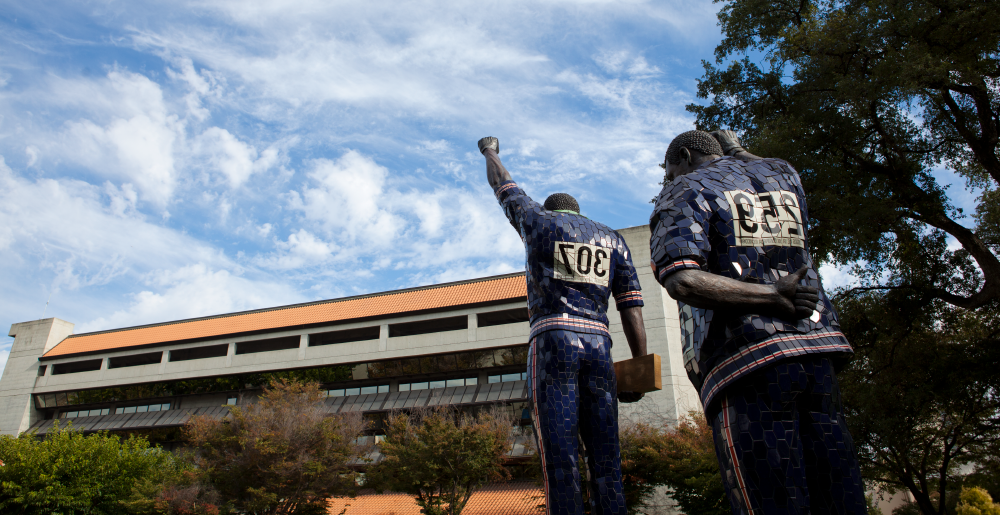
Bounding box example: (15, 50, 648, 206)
(98, 357, 109, 381)
(617, 225, 702, 424)
(225, 342, 236, 367)
(0, 318, 75, 435)
(379, 324, 388, 352)
(298, 334, 308, 360)
(468, 314, 478, 342)
(158, 350, 169, 375)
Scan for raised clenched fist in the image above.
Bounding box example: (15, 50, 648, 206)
(478, 136, 499, 155)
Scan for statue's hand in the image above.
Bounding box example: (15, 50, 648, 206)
(618, 391, 644, 403)
(478, 137, 499, 155)
(774, 267, 820, 320)
(710, 130, 745, 156)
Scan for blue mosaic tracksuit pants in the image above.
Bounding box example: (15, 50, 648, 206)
(529, 329, 627, 515)
(709, 356, 868, 515)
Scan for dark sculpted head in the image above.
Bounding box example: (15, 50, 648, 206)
(544, 193, 580, 215)
(665, 130, 723, 181)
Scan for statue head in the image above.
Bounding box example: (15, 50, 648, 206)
(664, 130, 723, 181)
(544, 193, 580, 215)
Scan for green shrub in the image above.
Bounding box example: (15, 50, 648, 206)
(0, 422, 177, 515)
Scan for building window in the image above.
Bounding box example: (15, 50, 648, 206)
(37, 365, 47, 377)
(59, 408, 110, 419)
(399, 377, 477, 392)
(388, 316, 468, 337)
(226, 397, 237, 406)
(310, 326, 380, 347)
(51, 359, 103, 375)
(488, 372, 527, 383)
(327, 385, 388, 397)
(477, 308, 530, 327)
(115, 402, 171, 414)
(109, 352, 162, 369)
(235, 336, 299, 355)
(170, 344, 228, 362)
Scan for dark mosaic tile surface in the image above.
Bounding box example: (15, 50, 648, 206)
(495, 181, 643, 336)
(529, 330, 627, 515)
(710, 357, 867, 515)
(494, 180, 642, 515)
(648, 157, 853, 408)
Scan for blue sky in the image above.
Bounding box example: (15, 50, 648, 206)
(0, 0, 887, 374)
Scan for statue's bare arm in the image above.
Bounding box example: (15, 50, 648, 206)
(663, 267, 819, 320)
(619, 305, 648, 402)
(478, 137, 512, 188)
(619, 306, 647, 358)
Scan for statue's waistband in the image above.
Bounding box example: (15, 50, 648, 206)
(529, 314, 610, 340)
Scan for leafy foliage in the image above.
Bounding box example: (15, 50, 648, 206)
(956, 487, 1000, 515)
(365, 407, 515, 515)
(123, 465, 226, 515)
(619, 415, 728, 515)
(0, 423, 178, 515)
(689, 0, 1000, 310)
(836, 290, 1000, 515)
(690, 3, 1000, 512)
(184, 378, 369, 515)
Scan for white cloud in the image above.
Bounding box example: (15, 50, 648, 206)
(40, 70, 184, 206)
(104, 182, 140, 218)
(77, 264, 305, 333)
(25, 145, 39, 167)
(238, 147, 526, 285)
(256, 229, 337, 270)
(290, 151, 401, 245)
(0, 155, 227, 274)
(194, 127, 279, 188)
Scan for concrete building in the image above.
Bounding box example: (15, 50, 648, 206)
(0, 226, 700, 440)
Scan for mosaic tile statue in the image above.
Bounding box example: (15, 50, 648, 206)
(478, 136, 648, 515)
(649, 130, 868, 515)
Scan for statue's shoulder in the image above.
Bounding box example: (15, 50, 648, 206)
(754, 157, 798, 173)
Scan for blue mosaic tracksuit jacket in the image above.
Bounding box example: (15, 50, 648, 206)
(649, 157, 853, 411)
(493, 181, 644, 336)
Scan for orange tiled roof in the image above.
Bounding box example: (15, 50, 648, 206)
(43, 273, 527, 359)
(327, 482, 545, 515)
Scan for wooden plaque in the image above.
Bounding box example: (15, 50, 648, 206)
(614, 353, 662, 393)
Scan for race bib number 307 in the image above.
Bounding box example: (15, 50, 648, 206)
(553, 242, 612, 287)
(723, 189, 805, 248)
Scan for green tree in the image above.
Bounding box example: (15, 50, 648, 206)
(620, 415, 729, 515)
(688, 2, 1000, 513)
(184, 378, 369, 515)
(365, 407, 515, 515)
(836, 290, 1000, 515)
(0, 423, 177, 514)
(689, 0, 1000, 310)
(122, 458, 226, 515)
(956, 487, 1000, 515)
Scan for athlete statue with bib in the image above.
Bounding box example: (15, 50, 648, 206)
(478, 136, 648, 515)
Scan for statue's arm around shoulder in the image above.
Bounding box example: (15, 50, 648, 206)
(711, 130, 763, 161)
(664, 267, 818, 321)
